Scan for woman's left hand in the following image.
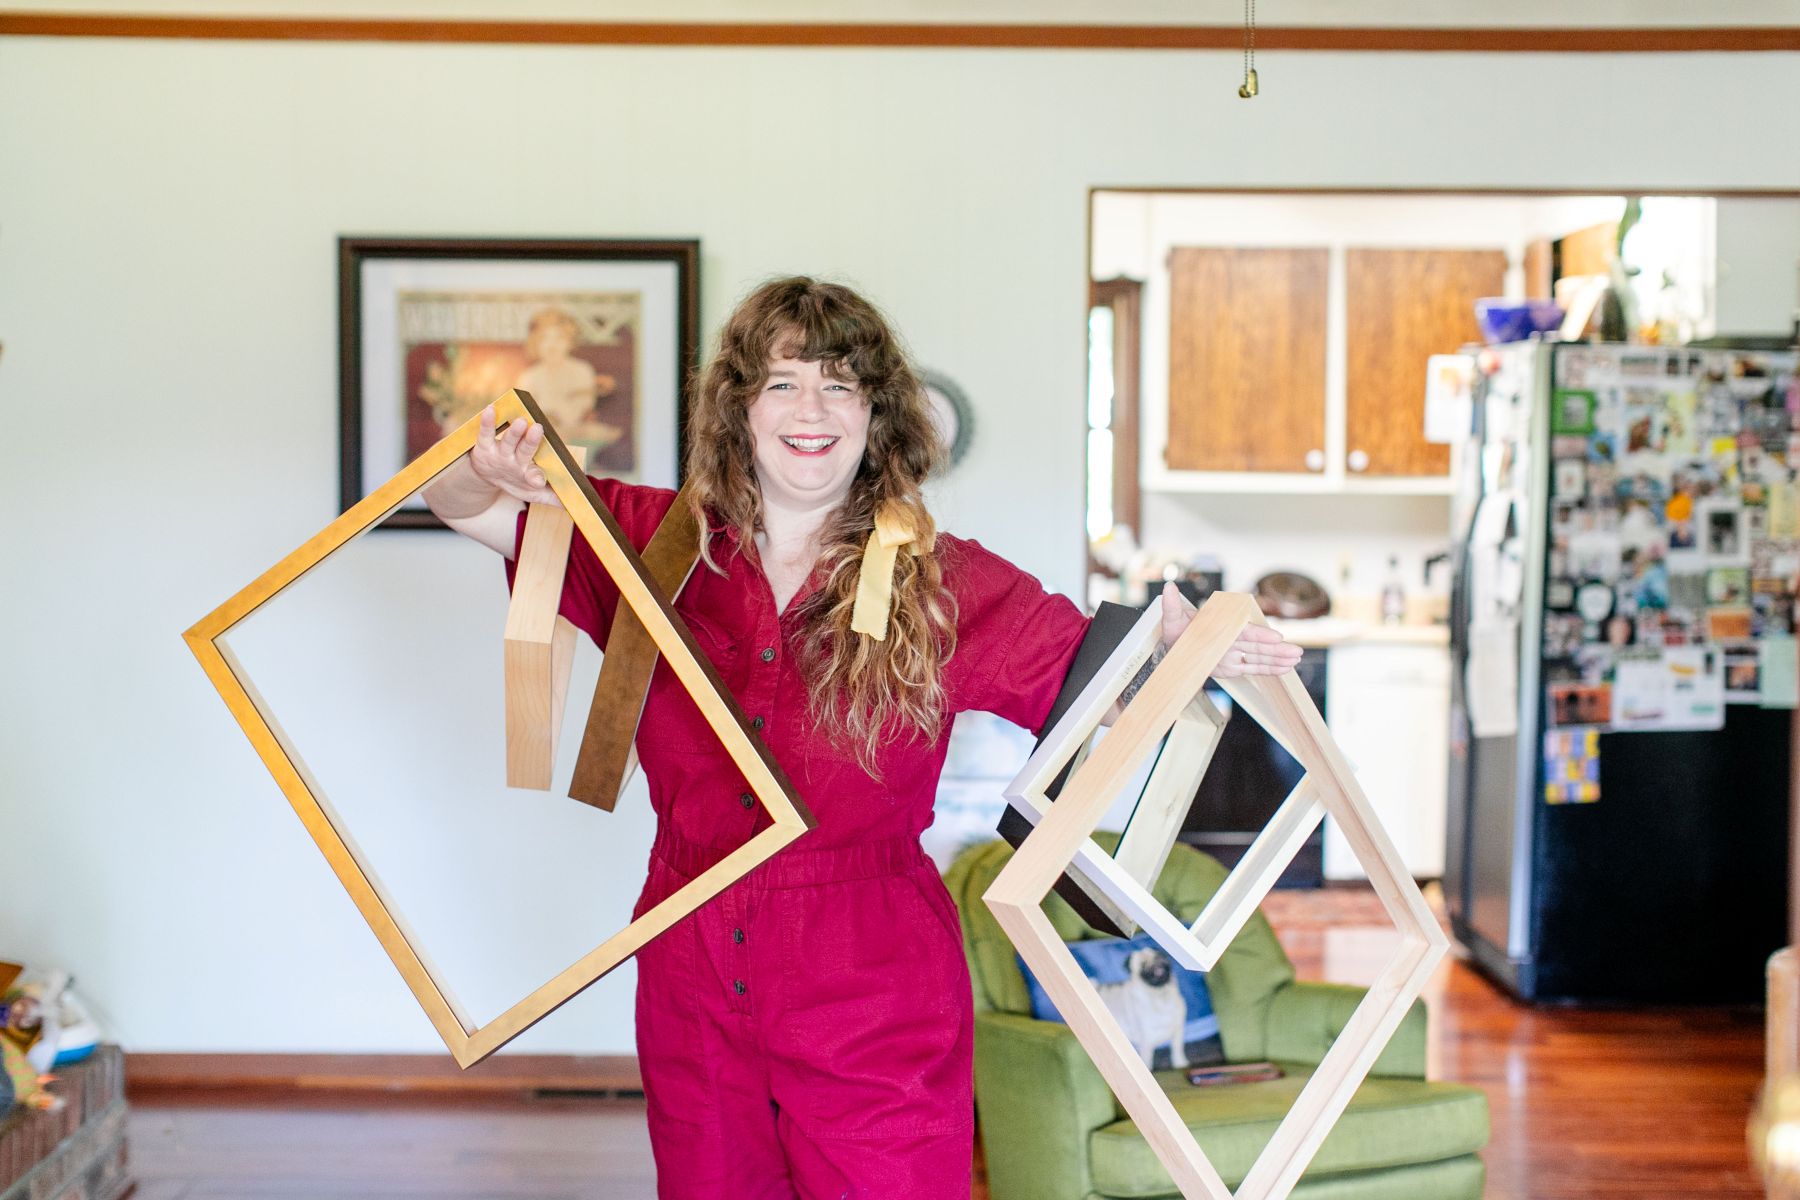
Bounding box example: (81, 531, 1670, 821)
(1158, 582, 1304, 678)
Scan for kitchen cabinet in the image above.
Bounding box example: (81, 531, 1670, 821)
(1166, 247, 1329, 474)
(1344, 248, 1507, 478)
(1151, 245, 1507, 495)
(1322, 638, 1450, 880)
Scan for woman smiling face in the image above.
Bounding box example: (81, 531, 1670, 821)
(747, 354, 871, 512)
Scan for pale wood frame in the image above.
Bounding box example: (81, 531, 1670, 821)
(183, 389, 814, 1068)
(986, 592, 1448, 1200)
(504, 445, 585, 790)
(1007, 604, 1227, 939)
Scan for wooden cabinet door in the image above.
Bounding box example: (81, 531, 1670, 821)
(1345, 248, 1507, 477)
(1167, 247, 1328, 474)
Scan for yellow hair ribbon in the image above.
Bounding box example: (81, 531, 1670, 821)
(850, 503, 935, 641)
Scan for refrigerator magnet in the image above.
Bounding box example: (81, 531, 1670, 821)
(1549, 680, 1613, 728)
(1705, 605, 1753, 641)
(1576, 580, 1616, 624)
(1553, 459, 1587, 498)
(1699, 500, 1748, 563)
(1554, 389, 1597, 435)
(1569, 531, 1623, 582)
(1706, 567, 1751, 606)
(1543, 727, 1601, 805)
(1724, 646, 1762, 703)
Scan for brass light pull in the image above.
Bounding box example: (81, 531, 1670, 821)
(1239, 0, 1259, 98)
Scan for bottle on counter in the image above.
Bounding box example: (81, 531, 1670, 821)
(1381, 555, 1407, 625)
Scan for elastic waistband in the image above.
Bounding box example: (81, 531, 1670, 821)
(651, 828, 927, 890)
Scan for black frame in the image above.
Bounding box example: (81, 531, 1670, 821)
(337, 235, 700, 529)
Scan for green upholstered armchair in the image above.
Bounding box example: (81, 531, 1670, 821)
(944, 835, 1489, 1200)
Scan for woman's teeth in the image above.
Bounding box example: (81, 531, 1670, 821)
(781, 436, 838, 453)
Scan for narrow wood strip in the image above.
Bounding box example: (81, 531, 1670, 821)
(2, 13, 1795, 52)
(504, 445, 584, 791)
(126, 1052, 643, 1095)
(1108, 691, 1225, 896)
(566, 484, 701, 812)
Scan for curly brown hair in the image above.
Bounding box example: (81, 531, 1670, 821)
(684, 277, 955, 772)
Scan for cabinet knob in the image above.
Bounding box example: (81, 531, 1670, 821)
(1305, 449, 1325, 472)
(1348, 449, 1370, 472)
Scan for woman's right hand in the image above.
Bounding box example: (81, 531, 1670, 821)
(470, 404, 561, 508)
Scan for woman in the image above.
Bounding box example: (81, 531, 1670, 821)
(425, 277, 1298, 1198)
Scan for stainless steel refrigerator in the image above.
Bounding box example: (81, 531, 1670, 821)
(1444, 340, 1796, 1003)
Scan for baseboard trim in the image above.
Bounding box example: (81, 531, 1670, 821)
(125, 1052, 642, 1095)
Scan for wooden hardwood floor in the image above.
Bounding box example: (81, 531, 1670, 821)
(128, 1092, 659, 1200)
(125, 888, 1769, 1199)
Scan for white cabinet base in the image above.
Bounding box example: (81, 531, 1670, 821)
(1322, 639, 1451, 880)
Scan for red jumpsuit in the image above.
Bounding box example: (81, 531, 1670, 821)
(518, 479, 1088, 1199)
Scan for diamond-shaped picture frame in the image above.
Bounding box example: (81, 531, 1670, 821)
(985, 592, 1448, 1200)
(184, 389, 814, 1067)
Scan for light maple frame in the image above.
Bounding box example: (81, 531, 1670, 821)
(504, 445, 585, 790)
(184, 389, 814, 1067)
(986, 592, 1447, 1200)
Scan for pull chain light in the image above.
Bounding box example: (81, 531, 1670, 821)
(1238, 0, 1259, 98)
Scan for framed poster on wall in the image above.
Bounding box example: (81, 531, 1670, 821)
(338, 236, 700, 528)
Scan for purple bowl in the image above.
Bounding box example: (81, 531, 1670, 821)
(1475, 298, 1565, 345)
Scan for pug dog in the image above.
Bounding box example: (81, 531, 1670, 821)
(1096, 946, 1190, 1069)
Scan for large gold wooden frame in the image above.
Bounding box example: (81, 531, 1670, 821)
(986, 592, 1447, 1200)
(183, 389, 815, 1067)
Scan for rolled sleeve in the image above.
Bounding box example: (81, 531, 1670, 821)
(947, 538, 1090, 735)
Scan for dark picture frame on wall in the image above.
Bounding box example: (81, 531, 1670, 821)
(338, 236, 700, 529)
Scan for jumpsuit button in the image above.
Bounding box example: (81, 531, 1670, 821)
(760, 647, 776, 662)
(733, 979, 747, 995)
(739, 792, 754, 809)
(733, 928, 745, 944)
(751, 716, 765, 730)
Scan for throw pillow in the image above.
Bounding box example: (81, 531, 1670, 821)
(1020, 934, 1225, 1071)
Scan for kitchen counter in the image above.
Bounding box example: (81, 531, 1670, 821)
(1266, 617, 1451, 649)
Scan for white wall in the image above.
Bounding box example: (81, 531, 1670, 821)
(1718, 197, 1800, 334)
(3, 36, 1799, 1055)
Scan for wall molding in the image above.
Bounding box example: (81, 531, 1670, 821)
(2, 14, 1798, 52)
(126, 1052, 643, 1095)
